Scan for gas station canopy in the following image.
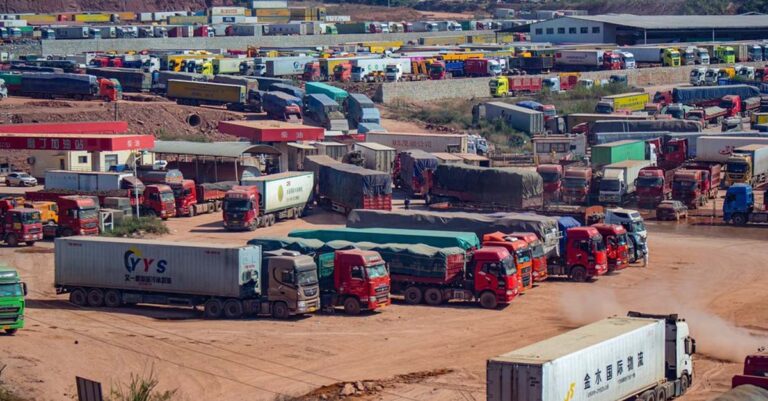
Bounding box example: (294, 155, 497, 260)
(0, 133, 154, 152)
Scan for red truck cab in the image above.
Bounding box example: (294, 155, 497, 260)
(506, 232, 548, 281)
(330, 250, 391, 314)
(682, 161, 720, 199)
(562, 167, 592, 205)
(0, 202, 42, 246)
(223, 186, 260, 230)
(428, 60, 446, 80)
(537, 164, 563, 202)
(171, 179, 197, 216)
(720, 95, 743, 117)
(332, 62, 352, 82)
(549, 226, 608, 281)
(481, 232, 534, 291)
(143, 184, 176, 219)
(55, 196, 99, 237)
(672, 169, 706, 208)
(303, 62, 320, 81)
(732, 352, 768, 389)
(602, 51, 622, 70)
(97, 78, 121, 102)
(591, 224, 629, 272)
(636, 166, 673, 208)
(661, 138, 689, 170)
(470, 247, 520, 308)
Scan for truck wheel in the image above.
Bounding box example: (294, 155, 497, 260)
(424, 288, 443, 306)
(680, 374, 689, 394)
(4, 329, 16, 335)
(569, 266, 587, 282)
(70, 288, 87, 306)
(732, 213, 747, 225)
(655, 387, 665, 401)
(292, 207, 300, 219)
(188, 208, 196, 218)
(403, 286, 423, 305)
(343, 297, 361, 315)
(204, 299, 223, 319)
(641, 390, 656, 401)
(87, 289, 104, 307)
(104, 290, 122, 307)
(5, 234, 18, 247)
(479, 291, 498, 309)
(271, 301, 289, 319)
(223, 299, 244, 319)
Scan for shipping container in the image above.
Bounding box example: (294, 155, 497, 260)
(255, 8, 290, 17)
(672, 85, 760, 104)
(483, 102, 545, 135)
(85, 67, 152, 92)
(45, 170, 133, 192)
(166, 80, 246, 107)
(209, 7, 247, 16)
(251, 0, 288, 8)
(305, 81, 348, 104)
(167, 16, 207, 25)
(242, 171, 313, 213)
(364, 132, 468, 153)
(697, 135, 768, 163)
(264, 22, 305, 35)
(312, 142, 348, 160)
(591, 140, 646, 168)
(265, 57, 315, 77)
(353, 142, 396, 173)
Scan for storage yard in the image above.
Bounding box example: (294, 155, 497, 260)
(0, 3, 767, 401)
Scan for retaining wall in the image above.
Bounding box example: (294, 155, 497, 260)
(376, 62, 768, 104)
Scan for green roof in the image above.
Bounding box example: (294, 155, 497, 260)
(305, 82, 349, 101)
(289, 227, 480, 250)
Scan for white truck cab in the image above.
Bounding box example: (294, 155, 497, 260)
(689, 67, 707, 86)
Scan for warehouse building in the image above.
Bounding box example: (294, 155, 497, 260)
(526, 14, 768, 45)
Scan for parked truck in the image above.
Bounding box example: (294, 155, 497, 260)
(537, 164, 563, 202)
(562, 167, 592, 205)
(681, 161, 720, 199)
(344, 93, 379, 129)
(0, 201, 42, 246)
(636, 166, 675, 208)
(724, 144, 768, 187)
(259, 91, 302, 122)
(591, 223, 629, 272)
(595, 92, 650, 114)
(305, 93, 349, 131)
(170, 180, 231, 217)
(166, 80, 260, 111)
(489, 76, 542, 97)
(672, 169, 707, 208)
(591, 140, 647, 169)
(0, 266, 26, 335)
(304, 81, 348, 103)
(630, 46, 681, 66)
(264, 57, 315, 77)
(223, 172, 313, 230)
(364, 132, 468, 153)
(393, 150, 438, 196)
(85, 67, 151, 92)
(20, 72, 120, 101)
(487, 311, 695, 401)
(696, 136, 768, 163)
(546, 226, 608, 281)
(661, 85, 760, 106)
(600, 160, 653, 204)
(304, 155, 392, 214)
(54, 237, 320, 319)
(483, 102, 545, 135)
(353, 142, 396, 173)
(724, 183, 768, 225)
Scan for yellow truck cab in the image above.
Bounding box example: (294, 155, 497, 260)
(663, 48, 681, 67)
(489, 76, 508, 97)
(25, 201, 58, 224)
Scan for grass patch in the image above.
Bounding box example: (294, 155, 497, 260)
(108, 369, 177, 401)
(0, 387, 25, 401)
(101, 217, 170, 238)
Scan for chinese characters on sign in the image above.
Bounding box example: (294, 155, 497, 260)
(583, 351, 644, 397)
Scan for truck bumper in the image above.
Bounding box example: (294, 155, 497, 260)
(294, 299, 320, 314)
(23, 233, 42, 242)
(592, 263, 608, 276)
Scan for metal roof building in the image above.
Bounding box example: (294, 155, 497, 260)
(527, 14, 768, 44)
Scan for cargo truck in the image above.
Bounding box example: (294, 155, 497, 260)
(672, 169, 707, 208)
(363, 132, 468, 153)
(489, 76, 542, 97)
(223, 171, 313, 230)
(546, 226, 608, 281)
(344, 93, 379, 129)
(696, 136, 768, 163)
(499, 232, 548, 282)
(350, 58, 409, 82)
(54, 238, 320, 319)
(553, 50, 616, 71)
(0, 266, 26, 335)
(587, 119, 702, 146)
(481, 232, 534, 291)
(562, 167, 592, 205)
(305, 81, 348, 103)
(595, 92, 650, 114)
(711, 352, 768, 400)
(0, 201, 42, 246)
(305, 93, 349, 131)
(487, 312, 695, 401)
(261, 91, 303, 122)
(658, 85, 760, 106)
(353, 142, 395, 173)
(170, 179, 231, 217)
(246, 237, 390, 315)
(681, 161, 720, 199)
(635, 166, 674, 208)
(393, 150, 438, 196)
(483, 102, 545, 135)
(605, 208, 647, 263)
(265, 57, 315, 77)
(85, 67, 151, 93)
(724, 144, 768, 187)
(166, 80, 260, 111)
(20, 73, 120, 101)
(463, 58, 503, 77)
(304, 155, 392, 214)
(591, 223, 629, 272)
(537, 164, 563, 202)
(629, 46, 681, 66)
(600, 160, 653, 204)
(591, 140, 646, 169)
(289, 227, 481, 251)
(724, 184, 768, 225)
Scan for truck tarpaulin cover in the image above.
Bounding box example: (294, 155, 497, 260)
(248, 237, 326, 255)
(672, 85, 760, 104)
(709, 385, 768, 401)
(557, 216, 581, 256)
(434, 164, 543, 209)
(289, 227, 480, 251)
(346, 209, 560, 256)
(590, 119, 702, 135)
(355, 242, 465, 281)
(400, 149, 438, 192)
(304, 155, 392, 209)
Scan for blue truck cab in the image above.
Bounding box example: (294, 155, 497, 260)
(722, 183, 768, 225)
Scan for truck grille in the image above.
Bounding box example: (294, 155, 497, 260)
(0, 307, 19, 314)
(0, 316, 18, 325)
(303, 287, 318, 297)
(375, 285, 389, 295)
(28, 227, 41, 234)
(83, 222, 98, 229)
(522, 267, 532, 287)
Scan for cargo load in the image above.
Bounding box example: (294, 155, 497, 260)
(672, 84, 760, 104)
(591, 140, 646, 168)
(85, 67, 151, 92)
(357, 242, 465, 281)
(588, 119, 702, 145)
(430, 163, 543, 209)
(398, 149, 438, 194)
(483, 102, 545, 135)
(304, 155, 392, 213)
(364, 132, 468, 153)
(346, 209, 560, 256)
(241, 171, 313, 214)
(289, 227, 480, 250)
(353, 142, 395, 173)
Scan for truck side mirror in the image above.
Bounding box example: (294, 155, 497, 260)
(22, 282, 27, 296)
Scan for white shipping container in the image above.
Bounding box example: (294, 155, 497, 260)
(210, 7, 247, 16)
(44, 170, 130, 192)
(264, 22, 305, 35)
(251, 0, 288, 8)
(364, 132, 468, 153)
(0, 20, 27, 27)
(487, 316, 665, 401)
(139, 12, 153, 22)
(211, 16, 246, 24)
(554, 50, 604, 67)
(54, 237, 261, 298)
(484, 102, 545, 135)
(696, 136, 768, 163)
(265, 56, 315, 77)
(627, 47, 666, 63)
(353, 57, 410, 74)
(354, 142, 396, 173)
(244, 171, 313, 213)
(324, 15, 351, 22)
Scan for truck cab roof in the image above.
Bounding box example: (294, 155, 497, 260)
(0, 267, 19, 283)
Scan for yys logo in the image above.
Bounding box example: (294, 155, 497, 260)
(124, 247, 168, 274)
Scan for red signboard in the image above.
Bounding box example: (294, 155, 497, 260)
(0, 121, 129, 134)
(218, 121, 324, 142)
(0, 134, 154, 151)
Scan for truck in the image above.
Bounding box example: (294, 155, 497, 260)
(483, 102, 545, 135)
(0, 201, 42, 246)
(54, 237, 320, 319)
(629, 46, 681, 67)
(553, 50, 620, 71)
(672, 169, 707, 208)
(680, 161, 720, 199)
(591, 140, 646, 169)
(591, 223, 629, 272)
(600, 160, 653, 204)
(595, 92, 650, 114)
(246, 237, 390, 315)
(635, 166, 675, 208)
(45, 170, 135, 193)
(689, 67, 707, 86)
(588, 120, 702, 146)
(562, 167, 592, 205)
(41, 196, 99, 238)
(350, 58, 409, 82)
(487, 312, 695, 401)
(353, 142, 395, 173)
(499, 232, 548, 282)
(166, 80, 259, 111)
(546, 226, 608, 281)
(261, 91, 303, 122)
(661, 85, 760, 106)
(363, 132, 468, 153)
(304, 155, 392, 214)
(537, 164, 562, 202)
(696, 136, 768, 163)
(289, 227, 481, 251)
(489, 76, 542, 97)
(723, 144, 768, 187)
(345, 93, 378, 129)
(724, 183, 768, 225)
(383, 62, 413, 82)
(305, 93, 349, 131)
(480, 232, 534, 292)
(265, 57, 315, 77)
(605, 208, 647, 263)
(85, 67, 151, 92)
(19, 72, 120, 101)
(223, 172, 313, 230)
(393, 150, 438, 196)
(463, 58, 503, 77)
(426, 163, 543, 210)
(507, 56, 554, 74)
(710, 352, 768, 400)
(304, 81, 348, 104)
(0, 266, 26, 335)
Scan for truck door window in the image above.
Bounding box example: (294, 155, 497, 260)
(483, 262, 500, 277)
(280, 270, 294, 285)
(351, 266, 364, 280)
(579, 241, 590, 252)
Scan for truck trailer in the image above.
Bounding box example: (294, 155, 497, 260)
(304, 155, 392, 214)
(223, 171, 313, 230)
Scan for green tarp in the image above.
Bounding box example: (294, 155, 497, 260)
(355, 242, 465, 280)
(433, 164, 543, 209)
(288, 227, 480, 251)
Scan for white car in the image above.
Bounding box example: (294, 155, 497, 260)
(5, 172, 37, 187)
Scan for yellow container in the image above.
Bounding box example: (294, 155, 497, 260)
(19, 14, 57, 23)
(117, 12, 137, 21)
(255, 8, 290, 17)
(167, 16, 208, 25)
(74, 14, 112, 23)
(290, 7, 311, 17)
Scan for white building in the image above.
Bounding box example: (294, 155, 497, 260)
(28, 150, 139, 178)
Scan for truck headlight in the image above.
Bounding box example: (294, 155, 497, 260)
(369, 296, 377, 304)
(297, 301, 306, 308)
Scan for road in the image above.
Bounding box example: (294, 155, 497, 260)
(0, 207, 766, 401)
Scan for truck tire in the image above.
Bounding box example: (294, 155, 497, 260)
(271, 301, 289, 319)
(188, 207, 196, 218)
(70, 288, 87, 306)
(569, 266, 587, 282)
(479, 291, 498, 309)
(5, 233, 18, 247)
(204, 299, 223, 319)
(655, 387, 666, 401)
(732, 213, 747, 226)
(223, 299, 243, 319)
(87, 289, 104, 307)
(680, 374, 689, 395)
(343, 297, 361, 315)
(25, 241, 35, 246)
(404, 286, 423, 305)
(424, 288, 443, 306)
(104, 290, 122, 308)
(640, 390, 656, 401)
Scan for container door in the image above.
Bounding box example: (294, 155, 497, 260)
(79, 174, 98, 191)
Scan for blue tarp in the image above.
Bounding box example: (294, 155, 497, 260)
(672, 85, 760, 104)
(557, 216, 581, 256)
(400, 149, 438, 194)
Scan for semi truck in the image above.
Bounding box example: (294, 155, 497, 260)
(305, 93, 349, 131)
(344, 93, 379, 129)
(562, 167, 592, 205)
(393, 150, 438, 196)
(261, 91, 303, 122)
(0, 201, 42, 246)
(537, 164, 563, 202)
(591, 140, 646, 169)
(487, 312, 695, 401)
(489, 76, 542, 97)
(264, 57, 315, 77)
(166, 80, 259, 111)
(547, 225, 607, 281)
(636, 166, 675, 208)
(483, 102, 545, 135)
(591, 223, 629, 272)
(246, 237, 390, 315)
(170, 180, 231, 217)
(305, 81, 348, 104)
(696, 136, 768, 163)
(54, 237, 321, 319)
(672, 169, 707, 208)
(363, 132, 468, 153)
(553, 50, 619, 71)
(480, 232, 534, 291)
(723, 184, 768, 225)
(0, 266, 26, 335)
(304, 155, 392, 214)
(20, 72, 120, 101)
(600, 160, 653, 204)
(595, 92, 650, 113)
(489, 231, 549, 282)
(724, 144, 768, 187)
(85, 67, 152, 92)
(629, 46, 681, 66)
(223, 171, 313, 230)
(660, 85, 760, 106)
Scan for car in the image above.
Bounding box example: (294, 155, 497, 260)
(656, 200, 688, 221)
(4, 172, 37, 187)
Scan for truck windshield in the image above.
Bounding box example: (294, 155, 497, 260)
(366, 263, 388, 279)
(600, 180, 620, 191)
(0, 283, 22, 297)
(78, 208, 98, 220)
(530, 241, 545, 258)
(539, 172, 560, 183)
(385, 67, 396, 73)
(563, 178, 587, 189)
(351, 66, 364, 73)
(542, 108, 557, 117)
(727, 162, 748, 173)
(618, 233, 628, 246)
(295, 268, 318, 286)
(501, 255, 516, 276)
(591, 237, 606, 252)
(515, 249, 531, 263)
(224, 199, 251, 212)
(595, 103, 612, 113)
(160, 192, 174, 202)
(21, 212, 40, 224)
(637, 177, 662, 187)
(172, 187, 191, 198)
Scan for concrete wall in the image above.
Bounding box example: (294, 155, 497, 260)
(41, 30, 483, 55)
(376, 62, 768, 104)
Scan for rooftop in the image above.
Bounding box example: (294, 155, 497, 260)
(566, 14, 768, 30)
(152, 141, 280, 158)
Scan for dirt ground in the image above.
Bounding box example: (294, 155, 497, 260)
(0, 196, 765, 400)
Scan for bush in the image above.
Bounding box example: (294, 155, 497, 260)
(108, 369, 177, 401)
(101, 216, 170, 238)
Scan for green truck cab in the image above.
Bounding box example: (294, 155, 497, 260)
(0, 267, 26, 335)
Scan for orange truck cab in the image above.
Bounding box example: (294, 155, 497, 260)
(537, 164, 563, 202)
(51, 196, 99, 237)
(505, 232, 548, 282)
(222, 185, 259, 230)
(0, 201, 42, 246)
(323, 249, 390, 315)
(591, 223, 629, 272)
(142, 184, 176, 219)
(548, 226, 607, 281)
(482, 232, 534, 291)
(303, 61, 320, 81)
(97, 78, 121, 102)
(672, 169, 706, 208)
(562, 166, 592, 205)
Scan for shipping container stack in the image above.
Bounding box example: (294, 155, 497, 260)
(252, 1, 290, 24)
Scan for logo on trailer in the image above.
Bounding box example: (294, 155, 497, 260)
(124, 246, 168, 274)
(278, 185, 284, 202)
